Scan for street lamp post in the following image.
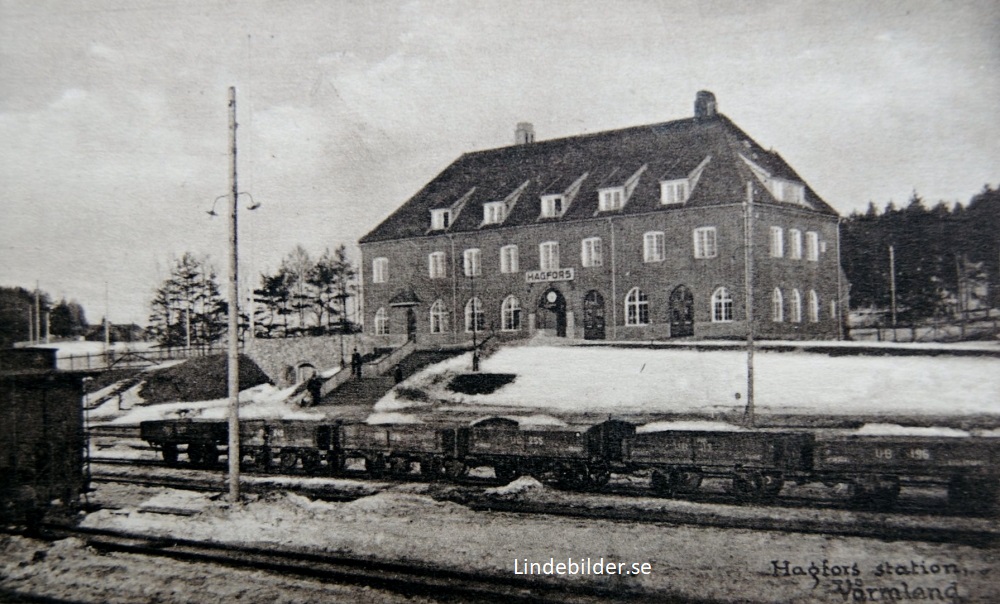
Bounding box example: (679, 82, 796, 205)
(226, 86, 241, 503)
(470, 267, 480, 372)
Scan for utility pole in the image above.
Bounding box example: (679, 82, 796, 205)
(27, 308, 33, 343)
(471, 266, 480, 372)
(956, 254, 966, 339)
(227, 86, 241, 503)
(34, 283, 41, 347)
(45, 311, 50, 343)
(889, 245, 897, 342)
(743, 182, 755, 428)
(104, 281, 111, 353)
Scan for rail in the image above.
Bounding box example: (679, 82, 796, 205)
(56, 345, 230, 371)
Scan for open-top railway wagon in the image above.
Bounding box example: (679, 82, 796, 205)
(139, 416, 1000, 514)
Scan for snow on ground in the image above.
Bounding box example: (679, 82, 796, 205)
(485, 476, 546, 496)
(376, 346, 1000, 419)
(637, 420, 746, 433)
(854, 423, 972, 437)
(365, 411, 425, 424)
(91, 383, 325, 425)
(0, 535, 426, 604)
(29, 340, 158, 356)
(74, 485, 999, 603)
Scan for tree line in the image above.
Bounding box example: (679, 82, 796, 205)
(0, 287, 91, 349)
(146, 244, 358, 347)
(841, 185, 1000, 326)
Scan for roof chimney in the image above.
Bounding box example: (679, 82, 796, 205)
(515, 122, 535, 145)
(694, 90, 717, 119)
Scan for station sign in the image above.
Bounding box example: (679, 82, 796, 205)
(525, 268, 574, 283)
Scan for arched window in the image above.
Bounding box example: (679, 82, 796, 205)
(772, 288, 784, 322)
(624, 287, 649, 326)
(374, 307, 388, 335)
(464, 297, 484, 333)
(501, 296, 521, 331)
(711, 287, 733, 322)
(429, 299, 448, 334)
(808, 290, 820, 323)
(790, 289, 802, 323)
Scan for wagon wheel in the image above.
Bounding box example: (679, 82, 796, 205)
(760, 473, 784, 499)
(200, 444, 220, 468)
(672, 469, 703, 494)
(161, 443, 179, 465)
(279, 449, 299, 472)
(328, 453, 347, 475)
(849, 476, 900, 511)
(494, 461, 521, 483)
(300, 450, 319, 474)
(366, 454, 387, 478)
(948, 474, 998, 515)
(650, 469, 677, 497)
(443, 458, 467, 480)
(389, 456, 411, 476)
(556, 463, 588, 490)
(186, 443, 204, 467)
(250, 448, 272, 471)
(732, 471, 766, 503)
(421, 457, 443, 478)
(586, 462, 611, 488)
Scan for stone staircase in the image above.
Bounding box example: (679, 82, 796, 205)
(318, 347, 464, 406)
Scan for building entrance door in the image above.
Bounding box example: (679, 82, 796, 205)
(669, 285, 695, 337)
(582, 290, 605, 340)
(537, 289, 567, 337)
(406, 308, 417, 342)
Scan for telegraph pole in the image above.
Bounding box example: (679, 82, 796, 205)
(34, 283, 41, 347)
(889, 245, 897, 341)
(227, 86, 241, 502)
(743, 182, 755, 428)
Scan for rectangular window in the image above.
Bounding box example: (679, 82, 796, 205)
(660, 179, 689, 204)
(541, 195, 564, 218)
(789, 229, 802, 259)
(428, 252, 446, 279)
(693, 227, 717, 259)
(483, 201, 505, 225)
(599, 188, 624, 211)
(372, 257, 388, 283)
(806, 231, 819, 261)
(581, 237, 603, 267)
(539, 241, 559, 270)
(500, 245, 519, 274)
(463, 248, 481, 277)
(770, 226, 784, 258)
(430, 209, 451, 230)
(643, 231, 665, 262)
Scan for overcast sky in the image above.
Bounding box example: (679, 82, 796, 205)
(1, 0, 998, 326)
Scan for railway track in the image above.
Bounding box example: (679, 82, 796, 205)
(23, 524, 647, 604)
(88, 458, 998, 547)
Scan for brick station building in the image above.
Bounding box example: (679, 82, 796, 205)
(359, 92, 842, 346)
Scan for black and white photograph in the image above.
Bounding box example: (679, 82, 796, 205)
(2, 1, 998, 602)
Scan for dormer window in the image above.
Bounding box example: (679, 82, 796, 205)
(599, 187, 624, 211)
(541, 195, 564, 218)
(430, 209, 451, 230)
(770, 178, 805, 205)
(483, 202, 506, 225)
(660, 179, 690, 204)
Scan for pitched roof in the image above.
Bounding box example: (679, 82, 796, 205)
(360, 113, 837, 244)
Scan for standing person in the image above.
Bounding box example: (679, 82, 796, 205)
(351, 348, 363, 379)
(393, 364, 404, 384)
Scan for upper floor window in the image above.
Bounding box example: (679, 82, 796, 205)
(772, 288, 784, 322)
(581, 237, 603, 267)
(374, 307, 388, 335)
(429, 299, 448, 334)
(428, 252, 446, 279)
(483, 201, 505, 225)
(789, 229, 803, 259)
(643, 231, 665, 262)
(770, 178, 805, 205)
(539, 241, 559, 271)
(500, 245, 519, 274)
(770, 227, 784, 258)
(430, 209, 451, 230)
(806, 231, 819, 261)
(660, 179, 689, 205)
(598, 187, 625, 211)
(372, 257, 388, 283)
(463, 248, 481, 277)
(624, 287, 649, 326)
(711, 287, 733, 322)
(808, 290, 820, 323)
(541, 195, 565, 218)
(693, 227, 717, 259)
(790, 289, 802, 323)
(501, 296, 521, 331)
